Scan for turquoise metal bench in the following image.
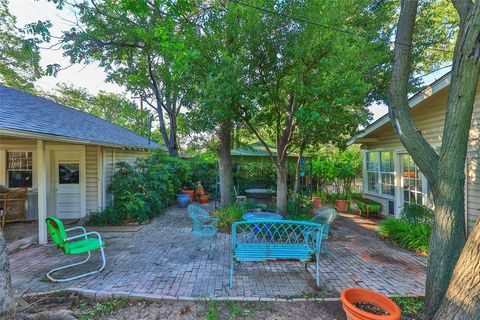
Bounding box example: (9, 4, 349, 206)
(230, 220, 325, 288)
(312, 207, 338, 255)
(187, 204, 219, 250)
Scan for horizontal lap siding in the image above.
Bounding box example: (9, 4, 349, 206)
(85, 146, 98, 214)
(103, 148, 150, 206)
(362, 87, 480, 231)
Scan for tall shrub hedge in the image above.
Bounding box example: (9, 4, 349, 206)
(87, 150, 191, 225)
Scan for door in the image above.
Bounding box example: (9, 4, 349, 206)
(54, 152, 82, 219)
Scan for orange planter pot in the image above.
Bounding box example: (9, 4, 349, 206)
(311, 196, 322, 209)
(341, 288, 401, 320)
(198, 195, 209, 204)
(181, 189, 195, 203)
(336, 199, 348, 212)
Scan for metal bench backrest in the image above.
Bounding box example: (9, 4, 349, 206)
(232, 220, 324, 254)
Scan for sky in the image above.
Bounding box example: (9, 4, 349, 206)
(9, 0, 450, 124)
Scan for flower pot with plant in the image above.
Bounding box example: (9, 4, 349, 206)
(340, 288, 401, 320)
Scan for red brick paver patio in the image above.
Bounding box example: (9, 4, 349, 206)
(9, 205, 426, 299)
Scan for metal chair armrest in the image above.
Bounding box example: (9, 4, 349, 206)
(65, 226, 88, 240)
(66, 231, 103, 245)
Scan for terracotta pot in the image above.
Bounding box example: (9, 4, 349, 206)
(198, 195, 209, 204)
(311, 196, 322, 209)
(336, 199, 348, 212)
(195, 181, 205, 199)
(181, 189, 195, 203)
(340, 288, 401, 320)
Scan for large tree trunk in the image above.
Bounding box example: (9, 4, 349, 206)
(433, 220, 480, 320)
(217, 120, 233, 207)
(0, 230, 15, 319)
(388, 1, 480, 318)
(276, 159, 288, 213)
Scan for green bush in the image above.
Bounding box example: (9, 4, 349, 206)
(378, 218, 431, 253)
(87, 150, 192, 226)
(212, 204, 248, 233)
(401, 204, 434, 225)
(189, 153, 216, 193)
(286, 195, 314, 221)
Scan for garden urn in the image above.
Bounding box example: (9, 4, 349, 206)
(311, 196, 322, 209)
(340, 288, 401, 320)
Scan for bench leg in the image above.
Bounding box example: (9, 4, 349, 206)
(46, 246, 106, 283)
(230, 257, 234, 289)
(316, 252, 320, 287)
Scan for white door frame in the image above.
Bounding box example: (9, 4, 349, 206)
(46, 145, 86, 219)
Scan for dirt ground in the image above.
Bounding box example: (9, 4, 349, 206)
(21, 293, 347, 320)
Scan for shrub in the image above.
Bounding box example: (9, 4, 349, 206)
(378, 218, 431, 254)
(189, 153, 216, 192)
(401, 204, 434, 225)
(212, 204, 248, 233)
(285, 195, 314, 221)
(87, 150, 192, 226)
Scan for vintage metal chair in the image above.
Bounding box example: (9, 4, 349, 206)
(230, 220, 324, 288)
(0, 188, 27, 227)
(45, 217, 106, 282)
(187, 204, 219, 250)
(312, 207, 339, 255)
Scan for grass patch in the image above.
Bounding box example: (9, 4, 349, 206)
(377, 218, 430, 254)
(206, 300, 218, 320)
(78, 298, 128, 320)
(392, 296, 424, 319)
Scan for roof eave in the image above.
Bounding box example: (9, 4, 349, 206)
(0, 128, 160, 150)
(348, 73, 451, 146)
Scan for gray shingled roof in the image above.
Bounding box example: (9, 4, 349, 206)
(0, 84, 162, 150)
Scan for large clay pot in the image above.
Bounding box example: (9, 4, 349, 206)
(340, 288, 401, 320)
(198, 194, 209, 204)
(311, 196, 322, 209)
(195, 181, 205, 200)
(181, 189, 195, 203)
(336, 199, 348, 212)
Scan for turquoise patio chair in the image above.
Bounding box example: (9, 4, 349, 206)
(312, 207, 338, 255)
(45, 217, 106, 282)
(188, 204, 219, 250)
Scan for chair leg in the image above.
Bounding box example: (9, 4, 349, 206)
(46, 248, 106, 283)
(316, 253, 320, 287)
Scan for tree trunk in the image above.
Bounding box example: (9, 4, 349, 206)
(217, 120, 233, 207)
(276, 159, 288, 213)
(433, 219, 480, 320)
(0, 230, 15, 319)
(388, 1, 480, 317)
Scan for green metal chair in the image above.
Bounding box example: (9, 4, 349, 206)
(312, 207, 338, 255)
(45, 216, 106, 282)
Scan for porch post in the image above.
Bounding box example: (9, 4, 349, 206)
(37, 140, 48, 244)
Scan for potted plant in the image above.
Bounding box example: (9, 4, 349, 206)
(334, 150, 360, 213)
(311, 193, 324, 209)
(341, 288, 401, 320)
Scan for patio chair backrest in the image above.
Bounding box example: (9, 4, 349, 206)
(188, 204, 210, 231)
(313, 208, 338, 224)
(46, 217, 68, 252)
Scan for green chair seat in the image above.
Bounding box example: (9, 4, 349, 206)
(65, 238, 106, 255)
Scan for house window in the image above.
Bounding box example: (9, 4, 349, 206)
(365, 151, 395, 196)
(366, 152, 379, 193)
(380, 152, 395, 196)
(6, 151, 33, 188)
(402, 154, 423, 205)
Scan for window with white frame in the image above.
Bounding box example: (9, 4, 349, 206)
(365, 151, 395, 196)
(380, 152, 395, 196)
(366, 152, 379, 193)
(402, 154, 423, 205)
(6, 151, 33, 188)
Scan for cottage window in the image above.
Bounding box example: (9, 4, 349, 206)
(366, 152, 379, 193)
(402, 154, 423, 205)
(366, 151, 395, 196)
(6, 151, 33, 188)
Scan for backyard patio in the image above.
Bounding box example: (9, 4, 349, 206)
(9, 204, 426, 301)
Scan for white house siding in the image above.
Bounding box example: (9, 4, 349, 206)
(102, 147, 150, 206)
(85, 145, 99, 213)
(359, 85, 480, 231)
